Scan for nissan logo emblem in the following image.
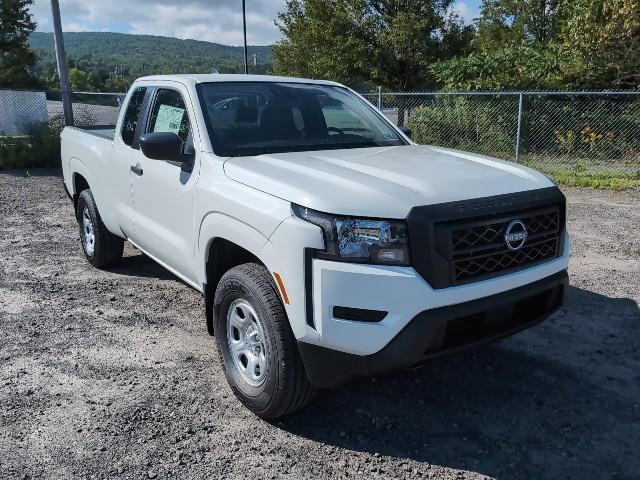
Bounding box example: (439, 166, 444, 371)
(504, 220, 528, 251)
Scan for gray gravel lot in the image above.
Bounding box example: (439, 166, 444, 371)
(0, 170, 639, 480)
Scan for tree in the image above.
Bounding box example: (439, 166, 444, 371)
(474, 0, 564, 50)
(104, 75, 130, 92)
(562, 0, 640, 88)
(273, 0, 474, 91)
(432, 42, 570, 90)
(432, 0, 567, 90)
(89, 67, 109, 90)
(0, 0, 40, 88)
(68, 68, 92, 91)
(433, 0, 640, 91)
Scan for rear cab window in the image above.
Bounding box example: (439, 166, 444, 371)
(121, 87, 147, 147)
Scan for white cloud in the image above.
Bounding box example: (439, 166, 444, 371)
(30, 0, 286, 45)
(30, 1, 480, 44)
(61, 22, 88, 32)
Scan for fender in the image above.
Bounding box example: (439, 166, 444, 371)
(69, 157, 92, 196)
(68, 153, 122, 235)
(198, 212, 271, 337)
(197, 211, 271, 287)
(256, 239, 321, 342)
(258, 216, 325, 342)
(196, 212, 315, 338)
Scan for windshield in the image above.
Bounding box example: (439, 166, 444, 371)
(197, 82, 406, 157)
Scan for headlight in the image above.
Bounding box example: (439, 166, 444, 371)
(292, 204, 410, 266)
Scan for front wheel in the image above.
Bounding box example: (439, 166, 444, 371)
(214, 263, 316, 418)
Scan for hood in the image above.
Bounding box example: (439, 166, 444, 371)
(223, 145, 554, 218)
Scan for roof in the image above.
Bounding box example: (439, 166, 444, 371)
(135, 74, 343, 87)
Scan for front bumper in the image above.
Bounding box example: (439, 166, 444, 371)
(301, 231, 570, 355)
(299, 269, 568, 388)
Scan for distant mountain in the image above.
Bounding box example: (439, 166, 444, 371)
(29, 31, 274, 79)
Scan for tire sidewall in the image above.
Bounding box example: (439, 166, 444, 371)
(215, 274, 281, 414)
(76, 191, 98, 263)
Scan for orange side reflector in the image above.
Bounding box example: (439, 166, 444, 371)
(273, 272, 290, 305)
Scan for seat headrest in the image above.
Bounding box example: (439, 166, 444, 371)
(260, 105, 301, 140)
(235, 106, 259, 123)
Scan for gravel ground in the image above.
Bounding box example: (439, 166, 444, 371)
(1, 170, 638, 480)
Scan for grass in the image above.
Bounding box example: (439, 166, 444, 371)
(0, 135, 31, 146)
(548, 172, 640, 190)
(410, 142, 640, 190)
(521, 156, 640, 190)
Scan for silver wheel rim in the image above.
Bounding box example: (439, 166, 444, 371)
(81, 207, 95, 256)
(226, 299, 268, 387)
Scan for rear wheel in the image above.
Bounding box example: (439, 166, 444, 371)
(76, 189, 124, 268)
(214, 263, 316, 418)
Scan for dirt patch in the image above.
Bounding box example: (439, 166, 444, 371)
(1, 170, 638, 479)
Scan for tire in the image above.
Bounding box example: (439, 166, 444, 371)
(214, 263, 317, 418)
(76, 189, 124, 268)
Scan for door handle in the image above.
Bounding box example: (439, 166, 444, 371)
(131, 165, 143, 176)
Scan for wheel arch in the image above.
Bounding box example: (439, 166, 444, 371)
(72, 171, 90, 211)
(69, 159, 92, 211)
(199, 212, 284, 336)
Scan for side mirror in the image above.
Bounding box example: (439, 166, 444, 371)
(139, 132, 183, 161)
(399, 125, 412, 138)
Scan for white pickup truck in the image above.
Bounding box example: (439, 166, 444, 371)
(61, 74, 570, 418)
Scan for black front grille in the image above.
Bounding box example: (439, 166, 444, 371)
(406, 187, 567, 289)
(451, 209, 559, 252)
(448, 208, 561, 283)
(454, 236, 558, 282)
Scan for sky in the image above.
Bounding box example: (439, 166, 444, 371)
(30, 0, 482, 46)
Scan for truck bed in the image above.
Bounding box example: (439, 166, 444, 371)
(60, 125, 118, 205)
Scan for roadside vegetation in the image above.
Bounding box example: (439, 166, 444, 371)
(405, 94, 640, 189)
(0, 119, 62, 170)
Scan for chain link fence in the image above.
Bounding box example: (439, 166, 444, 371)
(362, 91, 640, 180)
(1, 89, 124, 169)
(0, 89, 124, 133)
(46, 91, 125, 127)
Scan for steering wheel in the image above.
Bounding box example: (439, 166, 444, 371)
(327, 126, 345, 135)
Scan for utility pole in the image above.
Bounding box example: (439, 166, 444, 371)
(50, 0, 74, 126)
(242, 0, 248, 74)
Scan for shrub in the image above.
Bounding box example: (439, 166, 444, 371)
(0, 116, 62, 170)
(407, 96, 517, 159)
(405, 94, 640, 180)
(523, 96, 640, 160)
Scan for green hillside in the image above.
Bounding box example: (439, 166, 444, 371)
(29, 31, 273, 86)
